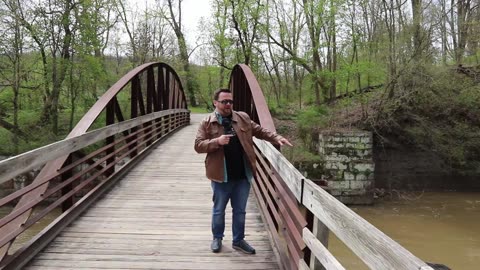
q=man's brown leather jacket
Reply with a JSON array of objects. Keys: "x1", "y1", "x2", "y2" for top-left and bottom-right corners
[{"x1": 194, "y1": 111, "x2": 282, "y2": 183}]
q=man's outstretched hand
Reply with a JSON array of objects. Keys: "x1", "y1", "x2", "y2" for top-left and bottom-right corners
[{"x1": 276, "y1": 137, "x2": 293, "y2": 146}]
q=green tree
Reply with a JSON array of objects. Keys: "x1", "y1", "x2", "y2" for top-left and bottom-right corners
[
  {"x1": 228, "y1": 0, "x2": 265, "y2": 66},
  {"x1": 160, "y1": 0, "x2": 198, "y2": 106},
  {"x1": 0, "y1": 0, "x2": 29, "y2": 153},
  {"x1": 210, "y1": 0, "x2": 233, "y2": 86}
]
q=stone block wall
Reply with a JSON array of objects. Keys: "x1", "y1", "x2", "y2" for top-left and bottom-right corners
[{"x1": 318, "y1": 130, "x2": 374, "y2": 204}]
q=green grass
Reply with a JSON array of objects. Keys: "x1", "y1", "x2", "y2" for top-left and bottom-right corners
[{"x1": 188, "y1": 106, "x2": 210, "y2": 113}]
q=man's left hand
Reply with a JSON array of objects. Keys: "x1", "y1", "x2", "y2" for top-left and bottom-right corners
[{"x1": 277, "y1": 137, "x2": 293, "y2": 146}]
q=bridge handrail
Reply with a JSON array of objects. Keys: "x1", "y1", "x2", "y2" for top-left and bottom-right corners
[
  {"x1": 0, "y1": 62, "x2": 189, "y2": 267},
  {"x1": 0, "y1": 109, "x2": 188, "y2": 186},
  {"x1": 254, "y1": 138, "x2": 434, "y2": 270},
  {"x1": 229, "y1": 63, "x2": 433, "y2": 270},
  {"x1": 0, "y1": 110, "x2": 189, "y2": 268}
]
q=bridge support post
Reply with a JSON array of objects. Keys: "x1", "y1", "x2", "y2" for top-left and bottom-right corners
[
  {"x1": 167, "y1": 114, "x2": 172, "y2": 133},
  {"x1": 61, "y1": 155, "x2": 74, "y2": 212},
  {"x1": 310, "y1": 216, "x2": 329, "y2": 270},
  {"x1": 305, "y1": 207, "x2": 330, "y2": 270},
  {"x1": 106, "y1": 100, "x2": 116, "y2": 176}
]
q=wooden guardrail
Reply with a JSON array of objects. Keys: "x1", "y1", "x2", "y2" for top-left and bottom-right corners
[
  {"x1": 0, "y1": 109, "x2": 188, "y2": 185},
  {"x1": 254, "y1": 138, "x2": 434, "y2": 270},
  {"x1": 0, "y1": 109, "x2": 189, "y2": 269},
  {"x1": 227, "y1": 63, "x2": 433, "y2": 270}
]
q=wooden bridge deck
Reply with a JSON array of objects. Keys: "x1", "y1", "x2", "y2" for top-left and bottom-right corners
[{"x1": 25, "y1": 114, "x2": 280, "y2": 270}]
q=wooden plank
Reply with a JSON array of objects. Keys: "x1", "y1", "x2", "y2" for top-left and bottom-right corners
[
  {"x1": 253, "y1": 139, "x2": 304, "y2": 202},
  {"x1": 66, "y1": 216, "x2": 262, "y2": 223},
  {"x1": 40, "y1": 248, "x2": 273, "y2": 257},
  {"x1": 65, "y1": 223, "x2": 266, "y2": 230},
  {"x1": 310, "y1": 216, "x2": 330, "y2": 270},
  {"x1": 25, "y1": 114, "x2": 281, "y2": 270},
  {"x1": 298, "y1": 259, "x2": 310, "y2": 270},
  {"x1": 49, "y1": 238, "x2": 272, "y2": 245},
  {"x1": 60, "y1": 227, "x2": 271, "y2": 236},
  {"x1": 302, "y1": 228, "x2": 345, "y2": 270},
  {"x1": 44, "y1": 242, "x2": 274, "y2": 252},
  {"x1": 36, "y1": 253, "x2": 278, "y2": 262},
  {"x1": 57, "y1": 232, "x2": 271, "y2": 241},
  {"x1": 27, "y1": 260, "x2": 279, "y2": 269}
]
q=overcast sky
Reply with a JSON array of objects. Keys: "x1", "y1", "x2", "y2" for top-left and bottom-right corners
[{"x1": 181, "y1": 0, "x2": 211, "y2": 42}]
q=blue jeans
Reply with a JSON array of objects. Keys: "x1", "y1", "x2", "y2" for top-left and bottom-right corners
[{"x1": 211, "y1": 179, "x2": 251, "y2": 243}]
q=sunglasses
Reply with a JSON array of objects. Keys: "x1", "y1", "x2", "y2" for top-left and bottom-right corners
[{"x1": 218, "y1": 99, "x2": 234, "y2": 105}]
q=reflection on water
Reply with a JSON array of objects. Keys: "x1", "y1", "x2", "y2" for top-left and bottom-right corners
[
  {"x1": 329, "y1": 192, "x2": 480, "y2": 270},
  {"x1": 0, "y1": 206, "x2": 61, "y2": 254}
]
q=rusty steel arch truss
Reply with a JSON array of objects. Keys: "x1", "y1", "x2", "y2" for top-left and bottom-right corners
[
  {"x1": 229, "y1": 64, "x2": 308, "y2": 270},
  {"x1": 229, "y1": 64, "x2": 276, "y2": 132}
]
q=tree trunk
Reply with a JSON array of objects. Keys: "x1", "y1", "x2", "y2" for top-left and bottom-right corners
[
  {"x1": 12, "y1": 6, "x2": 21, "y2": 154},
  {"x1": 383, "y1": 0, "x2": 397, "y2": 98},
  {"x1": 179, "y1": 36, "x2": 197, "y2": 106},
  {"x1": 212, "y1": 0, "x2": 229, "y2": 88},
  {"x1": 329, "y1": 0, "x2": 337, "y2": 100},
  {"x1": 303, "y1": 0, "x2": 324, "y2": 104},
  {"x1": 283, "y1": 60, "x2": 290, "y2": 100},
  {"x1": 450, "y1": 0, "x2": 459, "y2": 63},
  {"x1": 18, "y1": 7, "x2": 50, "y2": 124},
  {"x1": 68, "y1": 53, "x2": 78, "y2": 131},
  {"x1": 441, "y1": 0, "x2": 448, "y2": 65},
  {"x1": 412, "y1": 0, "x2": 421, "y2": 57},
  {"x1": 267, "y1": 39, "x2": 283, "y2": 104},
  {"x1": 39, "y1": 0, "x2": 74, "y2": 134},
  {"x1": 294, "y1": 65, "x2": 302, "y2": 109},
  {"x1": 166, "y1": 0, "x2": 197, "y2": 106},
  {"x1": 58, "y1": 3, "x2": 74, "y2": 133},
  {"x1": 117, "y1": 0, "x2": 138, "y2": 64},
  {"x1": 456, "y1": 0, "x2": 471, "y2": 64}
]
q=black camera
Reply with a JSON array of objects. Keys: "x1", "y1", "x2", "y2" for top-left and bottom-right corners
[{"x1": 222, "y1": 118, "x2": 236, "y2": 136}]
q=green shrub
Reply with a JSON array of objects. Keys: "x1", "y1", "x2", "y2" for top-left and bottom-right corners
[
  {"x1": 296, "y1": 106, "x2": 328, "y2": 152},
  {"x1": 189, "y1": 106, "x2": 209, "y2": 113}
]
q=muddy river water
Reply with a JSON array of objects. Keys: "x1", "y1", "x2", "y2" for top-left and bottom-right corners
[
  {"x1": 0, "y1": 206, "x2": 61, "y2": 253},
  {"x1": 329, "y1": 192, "x2": 480, "y2": 269}
]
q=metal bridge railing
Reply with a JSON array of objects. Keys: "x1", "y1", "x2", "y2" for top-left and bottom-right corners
[
  {"x1": 255, "y1": 139, "x2": 434, "y2": 270},
  {"x1": 230, "y1": 63, "x2": 434, "y2": 270},
  {"x1": 0, "y1": 62, "x2": 189, "y2": 269}
]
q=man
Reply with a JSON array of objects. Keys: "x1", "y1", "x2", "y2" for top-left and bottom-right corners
[{"x1": 194, "y1": 88, "x2": 292, "y2": 254}]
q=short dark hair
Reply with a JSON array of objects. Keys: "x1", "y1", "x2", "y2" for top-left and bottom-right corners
[{"x1": 213, "y1": 88, "x2": 231, "y2": 100}]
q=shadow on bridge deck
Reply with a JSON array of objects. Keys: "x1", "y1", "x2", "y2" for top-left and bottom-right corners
[{"x1": 25, "y1": 114, "x2": 280, "y2": 270}]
